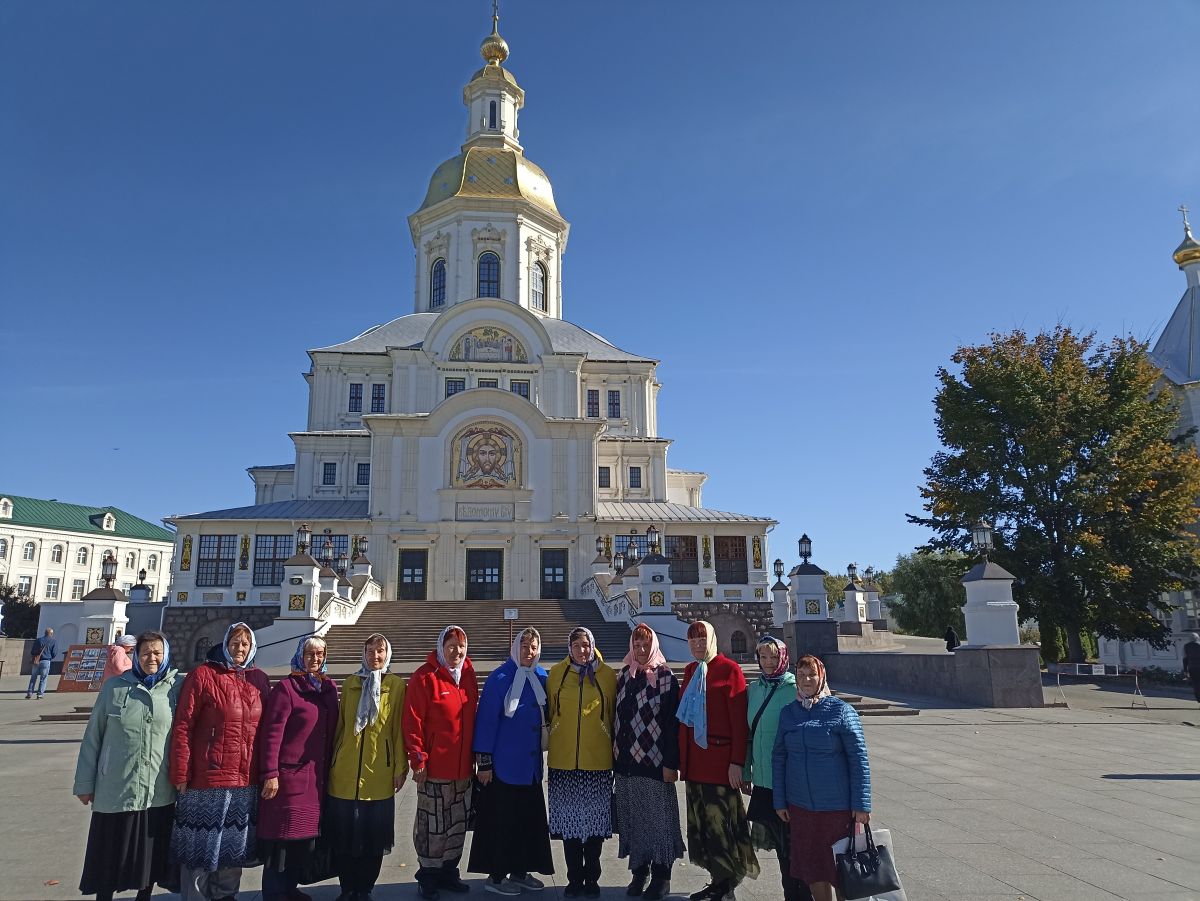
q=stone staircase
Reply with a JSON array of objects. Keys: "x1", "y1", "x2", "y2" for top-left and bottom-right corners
[{"x1": 321, "y1": 598, "x2": 635, "y2": 666}]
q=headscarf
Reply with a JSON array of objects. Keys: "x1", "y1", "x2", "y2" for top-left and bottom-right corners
[
  {"x1": 131, "y1": 636, "x2": 172, "y2": 689},
  {"x1": 220, "y1": 622, "x2": 257, "y2": 671},
  {"x1": 676, "y1": 621, "x2": 717, "y2": 749},
  {"x1": 567, "y1": 626, "x2": 599, "y2": 686},
  {"x1": 622, "y1": 623, "x2": 666, "y2": 677},
  {"x1": 436, "y1": 625, "x2": 468, "y2": 685},
  {"x1": 355, "y1": 633, "x2": 392, "y2": 735},
  {"x1": 116, "y1": 634, "x2": 137, "y2": 649},
  {"x1": 797, "y1": 655, "x2": 833, "y2": 709},
  {"x1": 290, "y1": 636, "x2": 328, "y2": 690},
  {"x1": 756, "y1": 635, "x2": 790, "y2": 682},
  {"x1": 504, "y1": 627, "x2": 547, "y2": 718}
]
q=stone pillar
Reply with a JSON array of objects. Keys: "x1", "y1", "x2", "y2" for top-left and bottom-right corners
[
  {"x1": 771, "y1": 579, "x2": 789, "y2": 627},
  {"x1": 842, "y1": 580, "x2": 867, "y2": 623},
  {"x1": 789, "y1": 563, "x2": 830, "y2": 620},
  {"x1": 698, "y1": 532, "x2": 717, "y2": 598},
  {"x1": 280, "y1": 552, "x2": 321, "y2": 619},
  {"x1": 960, "y1": 560, "x2": 1020, "y2": 646},
  {"x1": 638, "y1": 549, "x2": 673, "y2": 613}
]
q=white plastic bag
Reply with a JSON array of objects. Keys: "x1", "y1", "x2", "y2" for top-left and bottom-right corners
[{"x1": 830, "y1": 826, "x2": 907, "y2": 901}]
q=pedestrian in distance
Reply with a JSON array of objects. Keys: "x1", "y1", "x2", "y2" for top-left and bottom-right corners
[
  {"x1": 403, "y1": 625, "x2": 479, "y2": 900},
  {"x1": 26, "y1": 626, "x2": 57, "y2": 698},
  {"x1": 1183, "y1": 632, "x2": 1200, "y2": 705},
  {"x1": 169, "y1": 622, "x2": 272, "y2": 901},
  {"x1": 74, "y1": 630, "x2": 181, "y2": 901},
  {"x1": 612, "y1": 623, "x2": 684, "y2": 901},
  {"x1": 944, "y1": 625, "x2": 961, "y2": 652},
  {"x1": 101, "y1": 633, "x2": 137, "y2": 683}
]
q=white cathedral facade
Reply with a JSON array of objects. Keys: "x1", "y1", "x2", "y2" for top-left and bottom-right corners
[{"x1": 165, "y1": 18, "x2": 774, "y2": 615}]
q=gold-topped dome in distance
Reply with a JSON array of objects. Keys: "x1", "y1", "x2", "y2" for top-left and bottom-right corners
[
  {"x1": 480, "y1": 4, "x2": 509, "y2": 67},
  {"x1": 1175, "y1": 204, "x2": 1200, "y2": 267}
]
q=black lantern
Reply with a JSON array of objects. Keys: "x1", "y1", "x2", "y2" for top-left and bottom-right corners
[
  {"x1": 773, "y1": 558, "x2": 784, "y2": 580},
  {"x1": 296, "y1": 523, "x2": 312, "y2": 554},
  {"x1": 336, "y1": 550, "x2": 349, "y2": 574},
  {"x1": 798, "y1": 533, "x2": 812, "y2": 564},
  {"x1": 847, "y1": 562, "x2": 858, "y2": 581},
  {"x1": 138, "y1": 567, "x2": 147, "y2": 584},
  {"x1": 358, "y1": 536, "x2": 369, "y2": 558},
  {"x1": 101, "y1": 552, "x2": 118, "y2": 587},
  {"x1": 614, "y1": 550, "x2": 626, "y2": 573},
  {"x1": 626, "y1": 536, "x2": 638, "y2": 563},
  {"x1": 595, "y1": 536, "x2": 605, "y2": 555},
  {"x1": 864, "y1": 566, "x2": 875, "y2": 583},
  {"x1": 646, "y1": 525, "x2": 660, "y2": 554},
  {"x1": 972, "y1": 519, "x2": 994, "y2": 559},
  {"x1": 320, "y1": 530, "x2": 334, "y2": 568}
]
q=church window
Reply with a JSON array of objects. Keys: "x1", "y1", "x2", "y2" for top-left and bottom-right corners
[
  {"x1": 51, "y1": 544, "x2": 63, "y2": 563},
  {"x1": 148, "y1": 554, "x2": 158, "y2": 571},
  {"x1": 478, "y1": 252, "x2": 501, "y2": 298},
  {"x1": 586, "y1": 390, "x2": 600, "y2": 418},
  {"x1": 45, "y1": 577, "x2": 60, "y2": 600},
  {"x1": 629, "y1": 466, "x2": 642, "y2": 489},
  {"x1": 715, "y1": 536, "x2": 749, "y2": 584},
  {"x1": 510, "y1": 380, "x2": 530, "y2": 399},
  {"x1": 530, "y1": 262, "x2": 547, "y2": 312},
  {"x1": 125, "y1": 552, "x2": 136, "y2": 570},
  {"x1": 478, "y1": 378, "x2": 499, "y2": 389},
  {"x1": 349, "y1": 383, "x2": 363, "y2": 413},
  {"x1": 430, "y1": 258, "x2": 446, "y2": 308},
  {"x1": 0, "y1": 499, "x2": 10, "y2": 518},
  {"x1": 607, "y1": 390, "x2": 621, "y2": 419},
  {"x1": 76, "y1": 547, "x2": 89, "y2": 565},
  {"x1": 0, "y1": 538, "x2": 7, "y2": 559},
  {"x1": 665, "y1": 536, "x2": 699, "y2": 584},
  {"x1": 322, "y1": 463, "x2": 338, "y2": 485},
  {"x1": 253, "y1": 534, "x2": 294, "y2": 586},
  {"x1": 17, "y1": 575, "x2": 32, "y2": 596},
  {"x1": 371, "y1": 384, "x2": 387, "y2": 413},
  {"x1": 489, "y1": 100, "x2": 498, "y2": 130},
  {"x1": 598, "y1": 466, "x2": 611, "y2": 488},
  {"x1": 22, "y1": 541, "x2": 35, "y2": 561},
  {"x1": 196, "y1": 535, "x2": 237, "y2": 588},
  {"x1": 71, "y1": 579, "x2": 86, "y2": 600},
  {"x1": 730, "y1": 630, "x2": 748, "y2": 655},
  {"x1": 357, "y1": 463, "x2": 371, "y2": 486},
  {"x1": 446, "y1": 378, "x2": 466, "y2": 397}
]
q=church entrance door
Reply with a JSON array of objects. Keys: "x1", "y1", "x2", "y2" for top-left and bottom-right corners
[
  {"x1": 540, "y1": 548, "x2": 568, "y2": 600},
  {"x1": 466, "y1": 549, "x2": 503, "y2": 601},
  {"x1": 398, "y1": 549, "x2": 428, "y2": 601}
]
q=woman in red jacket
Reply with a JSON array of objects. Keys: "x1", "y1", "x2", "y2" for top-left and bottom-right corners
[
  {"x1": 169, "y1": 622, "x2": 271, "y2": 901},
  {"x1": 676, "y1": 621, "x2": 759, "y2": 901},
  {"x1": 402, "y1": 625, "x2": 479, "y2": 901}
]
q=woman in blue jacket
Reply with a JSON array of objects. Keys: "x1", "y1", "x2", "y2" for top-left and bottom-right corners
[
  {"x1": 468, "y1": 627, "x2": 554, "y2": 894},
  {"x1": 771, "y1": 655, "x2": 870, "y2": 901}
]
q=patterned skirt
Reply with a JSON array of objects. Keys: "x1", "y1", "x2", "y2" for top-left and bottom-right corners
[
  {"x1": 548, "y1": 769, "x2": 614, "y2": 841},
  {"x1": 685, "y1": 782, "x2": 760, "y2": 885},
  {"x1": 414, "y1": 778, "x2": 472, "y2": 866},
  {"x1": 613, "y1": 774, "x2": 685, "y2": 869},
  {"x1": 171, "y1": 786, "x2": 258, "y2": 871}
]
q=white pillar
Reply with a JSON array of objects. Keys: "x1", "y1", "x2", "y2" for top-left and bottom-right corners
[{"x1": 960, "y1": 560, "x2": 1021, "y2": 646}]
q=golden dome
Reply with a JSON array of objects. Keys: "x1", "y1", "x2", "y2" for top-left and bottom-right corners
[
  {"x1": 1175, "y1": 225, "x2": 1200, "y2": 267},
  {"x1": 480, "y1": 14, "x2": 509, "y2": 66},
  {"x1": 416, "y1": 146, "x2": 560, "y2": 218}
]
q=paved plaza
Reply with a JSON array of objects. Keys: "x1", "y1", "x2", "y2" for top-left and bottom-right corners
[{"x1": 1, "y1": 675, "x2": 1198, "y2": 901}]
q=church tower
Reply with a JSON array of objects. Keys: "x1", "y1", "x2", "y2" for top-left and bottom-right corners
[
  {"x1": 1149, "y1": 207, "x2": 1200, "y2": 438},
  {"x1": 407, "y1": 9, "x2": 570, "y2": 318}
]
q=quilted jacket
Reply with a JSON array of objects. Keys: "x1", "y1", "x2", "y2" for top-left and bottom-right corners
[
  {"x1": 169, "y1": 645, "x2": 271, "y2": 790},
  {"x1": 771, "y1": 696, "x2": 871, "y2": 813}
]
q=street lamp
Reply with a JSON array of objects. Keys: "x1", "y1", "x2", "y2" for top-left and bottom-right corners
[
  {"x1": 847, "y1": 562, "x2": 858, "y2": 582},
  {"x1": 595, "y1": 535, "x2": 605, "y2": 556},
  {"x1": 646, "y1": 525, "x2": 660, "y2": 555},
  {"x1": 864, "y1": 566, "x2": 875, "y2": 584},
  {"x1": 626, "y1": 536, "x2": 639, "y2": 563},
  {"x1": 101, "y1": 552, "x2": 117, "y2": 588},
  {"x1": 336, "y1": 550, "x2": 349, "y2": 575},
  {"x1": 296, "y1": 523, "x2": 312, "y2": 555},
  {"x1": 972, "y1": 519, "x2": 994, "y2": 560},
  {"x1": 320, "y1": 530, "x2": 334, "y2": 569},
  {"x1": 137, "y1": 568, "x2": 147, "y2": 584},
  {"x1": 798, "y1": 534, "x2": 812, "y2": 564},
  {"x1": 773, "y1": 558, "x2": 784, "y2": 581},
  {"x1": 613, "y1": 550, "x2": 626, "y2": 573}
]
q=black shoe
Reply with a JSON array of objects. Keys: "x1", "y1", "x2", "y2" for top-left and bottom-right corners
[
  {"x1": 583, "y1": 883, "x2": 600, "y2": 898},
  {"x1": 564, "y1": 883, "x2": 584, "y2": 898},
  {"x1": 439, "y1": 873, "x2": 471, "y2": 894},
  {"x1": 688, "y1": 886, "x2": 714, "y2": 901},
  {"x1": 627, "y1": 866, "x2": 649, "y2": 897},
  {"x1": 419, "y1": 882, "x2": 441, "y2": 900},
  {"x1": 643, "y1": 878, "x2": 669, "y2": 901}
]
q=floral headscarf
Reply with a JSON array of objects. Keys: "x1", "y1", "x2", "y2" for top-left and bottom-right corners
[
  {"x1": 622, "y1": 624, "x2": 666, "y2": 676},
  {"x1": 290, "y1": 636, "x2": 328, "y2": 690},
  {"x1": 756, "y1": 635, "x2": 790, "y2": 682}
]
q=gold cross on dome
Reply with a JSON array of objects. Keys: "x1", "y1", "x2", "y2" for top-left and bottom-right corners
[{"x1": 1180, "y1": 203, "x2": 1191, "y2": 230}]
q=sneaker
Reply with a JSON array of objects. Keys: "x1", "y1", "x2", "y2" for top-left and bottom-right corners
[
  {"x1": 24, "y1": 694, "x2": 31, "y2": 700},
  {"x1": 508, "y1": 875, "x2": 544, "y2": 892},
  {"x1": 37, "y1": 695, "x2": 44, "y2": 700},
  {"x1": 484, "y1": 879, "x2": 522, "y2": 897},
  {"x1": 438, "y1": 873, "x2": 471, "y2": 894}
]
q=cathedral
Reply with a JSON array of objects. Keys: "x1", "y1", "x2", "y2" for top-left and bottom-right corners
[{"x1": 164, "y1": 13, "x2": 775, "y2": 649}]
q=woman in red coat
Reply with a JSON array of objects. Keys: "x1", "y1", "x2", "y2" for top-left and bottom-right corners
[
  {"x1": 676, "y1": 621, "x2": 759, "y2": 901},
  {"x1": 169, "y1": 622, "x2": 271, "y2": 901},
  {"x1": 402, "y1": 625, "x2": 479, "y2": 901}
]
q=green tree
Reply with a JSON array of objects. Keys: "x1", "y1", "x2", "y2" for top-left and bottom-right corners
[
  {"x1": 0, "y1": 584, "x2": 39, "y2": 638},
  {"x1": 821, "y1": 567, "x2": 892, "y2": 615},
  {"x1": 908, "y1": 327, "x2": 1200, "y2": 662},
  {"x1": 887, "y1": 550, "x2": 969, "y2": 637}
]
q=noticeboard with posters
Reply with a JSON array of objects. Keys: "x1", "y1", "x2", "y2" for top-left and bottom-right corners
[{"x1": 57, "y1": 644, "x2": 109, "y2": 693}]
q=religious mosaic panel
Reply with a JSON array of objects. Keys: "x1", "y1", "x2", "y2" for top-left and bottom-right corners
[
  {"x1": 451, "y1": 420, "x2": 522, "y2": 489},
  {"x1": 449, "y1": 326, "x2": 528, "y2": 363}
]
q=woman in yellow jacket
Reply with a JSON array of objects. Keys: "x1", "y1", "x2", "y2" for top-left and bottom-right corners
[
  {"x1": 327, "y1": 633, "x2": 408, "y2": 901},
  {"x1": 547, "y1": 626, "x2": 617, "y2": 898}
]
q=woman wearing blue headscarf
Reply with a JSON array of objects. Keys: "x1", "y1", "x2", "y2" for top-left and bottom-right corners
[{"x1": 74, "y1": 630, "x2": 181, "y2": 901}]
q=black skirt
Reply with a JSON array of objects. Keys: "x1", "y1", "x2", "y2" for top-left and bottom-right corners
[
  {"x1": 467, "y1": 778, "x2": 554, "y2": 877},
  {"x1": 79, "y1": 804, "x2": 175, "y2": 894},
  {"x1": 324, "y1": 795, "x2": 395, "y2": 858}
]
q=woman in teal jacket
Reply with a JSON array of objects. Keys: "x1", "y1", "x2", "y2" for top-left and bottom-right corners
[
  {"x1": 742, "y1": 637, "x2": 810, "y2": 901},
  {"x1": 73, "y1": 631, "x2": 181, "y2": 901}
]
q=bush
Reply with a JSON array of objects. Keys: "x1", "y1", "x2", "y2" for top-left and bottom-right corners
[
  {"x1": 1138, "y1": 666, "x2": 1188, "y2": 686},
  {"x1": 0, "y1": 592, "x2": 39, "y2": 639}
]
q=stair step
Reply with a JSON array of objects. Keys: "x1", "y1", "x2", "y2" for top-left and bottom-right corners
[{"x1": 39, "y1": 712, "x2": 92, "y2": 723}]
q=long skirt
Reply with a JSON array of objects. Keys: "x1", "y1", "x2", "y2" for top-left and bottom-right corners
[
  {"x1": 746, "y1": 786, "x2": 785, "y2": 853},
  {"x1": 467, "y1": 778, "x2": 554, "y2": 877},
  {"x1": 685, "y1": 781, "x2": 760, "y2": 885},
  {"x1": 325, "y1": 795, "x2": 395, "y2": 858},
  {"x1": 787, "y1": 805, "x2": 850, "y2": 887},
  {"x1": 171, "y1": 786, "x2": 257, "y2": 871},
  {"x1": 614, "y1": 774, "x2": 685, "y2": 870},
  {"x1": 548, "y1": 768, "x2": 613, "y2": 841},
  {"x1": 80, "y1": 803, "x2": 176, "y2": 894},
  {"x1": 414, "y1": 778, "x2": 472, "y2": 867}
]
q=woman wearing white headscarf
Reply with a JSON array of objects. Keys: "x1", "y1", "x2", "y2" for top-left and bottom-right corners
[
  {"x1": 327, "y1": 633, "x2": 407, "y2": 901},
  {"x1": 101, "y1": 633, "x2": 137, "y2": 683},
  {"x1": 546, "y1": 626, "x2": 618, "y2": 898},
  {"x1": 468, "y1": 627, "x2": 554, "y2": 895},
  {"x1": 403, "y1": 626, "x2": 479, "y2": 900},
  {"x1": 612, "y1": 624, "x2": 684, "y2": 901}
]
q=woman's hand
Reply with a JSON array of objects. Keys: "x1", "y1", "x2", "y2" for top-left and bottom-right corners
[
  {"x1": 662, "y1": 767, "x2": 679, "y2": 783},
  {"x1": 175, "y1": 783, "x2": 187, "y2": 796},
  {"x1": 852, "y1": 810, "x2": 871, "y2": 825},
  {"x1": 76, "y1": 793, "x2": 93, "y2": 806},
  {"x1": 413, "y1": 768, "x2": 428, "y2": 786},
  {"x1": 260, "y1": 777, "x2": 279, "y2": 800},
  {"x1": 394, "y1": 773, "x2": 407, "y2": 792},
  {"x1": 727, "y1": 764, "x2": 744, "y2": 790},
  {"x1": 477, "y1": 770, "x2": 493, "y2": 786},
  {"x1": 776, "y1": 809, "x2": 789, "y2": 822}
]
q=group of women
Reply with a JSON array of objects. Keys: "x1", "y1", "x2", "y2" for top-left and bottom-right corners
[{"x1": 72, "y1": 619, "x2": 872, "y2": 901}]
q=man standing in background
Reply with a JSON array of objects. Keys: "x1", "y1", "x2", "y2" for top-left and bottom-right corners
[{"x1": 26, "y1": 627, "x2": 58, "y2": 699}]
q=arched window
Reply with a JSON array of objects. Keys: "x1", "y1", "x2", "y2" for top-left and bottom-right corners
[
  {"x1": 0, "y1": 499, "x2": 10, "y2": 518},
  {"x1": 478, "y1": 252, "x2": 501, "y2": 298},
  {"x1": 22, "y1": 541, "x2": 36, "y2": 561},
  {"x1": 430, "y1": 258, "x2": 446, "y2": 308},
  {"x1": 530, "y1": 261, "x2": 547, "y2": 312},
  {"x1": 194, "y1": 637, "x2": 212, "y2": 663},
  {"x1": 489, "y1": 100, "x2": 498, "y2": 130},
  {"x1": 125, "y1": 552, "x2": 136, "y2": 570},
  {"x1": 51, "y1": 544, "x2": 63, "y2": 563},
  {"x1": 148, "y1": 554, "x2": 158, "y2": 571},
  {"x1": 730, "y1": 630, "x2": 748, "y2": 655},
  {"x1": 0, "y1": 538, "x2": 7, "y2": 559},
  {"x1": 76, "y1": 547, "x2": 89, "y2": 566}
]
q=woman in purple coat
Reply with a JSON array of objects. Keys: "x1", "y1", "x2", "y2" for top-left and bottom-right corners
[{"x1": 257, "y1": 636, "x2": 340, "y2": 901}]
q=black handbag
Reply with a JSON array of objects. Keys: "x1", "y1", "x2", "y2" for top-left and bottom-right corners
[{"x1": 835, "y1": 821, "x2": 901, "y2": 900}]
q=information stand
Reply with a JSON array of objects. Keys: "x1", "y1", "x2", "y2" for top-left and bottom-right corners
[
  {"x1": 1053, "y1": 662, "x2": 1148, "y2": 709},
  {"x1": 57, "y1": 644, "x2": 109, "y2": 693}
]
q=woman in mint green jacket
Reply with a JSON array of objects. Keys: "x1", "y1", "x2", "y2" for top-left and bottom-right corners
[
  {"x1": 742, "y1": 637, "x2": 811, "y2": 901},
  {"x1": 73, "y1": 631, "x2": 181, "y2": 901}
]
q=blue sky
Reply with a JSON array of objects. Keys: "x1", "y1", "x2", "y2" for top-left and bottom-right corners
[{"x1": 2, "y1": 1, "x2": 1197, "y2": 577}]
